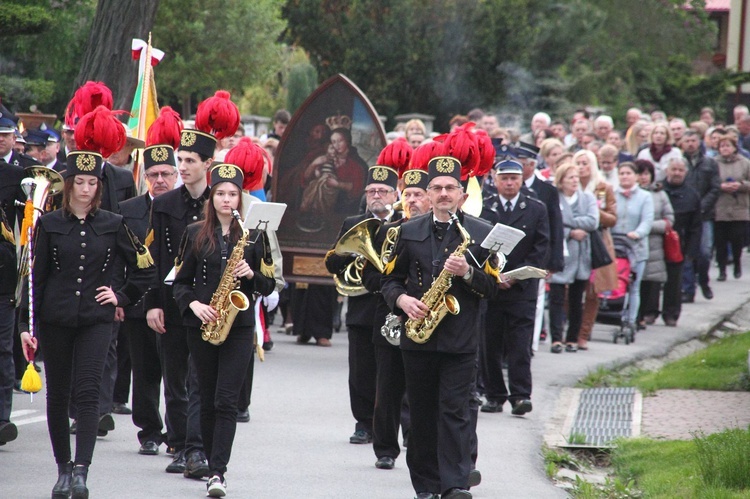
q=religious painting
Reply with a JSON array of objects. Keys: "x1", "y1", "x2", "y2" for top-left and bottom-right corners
[{"x1": 272, "y1": 74, "x2": 386, "y2": 283}]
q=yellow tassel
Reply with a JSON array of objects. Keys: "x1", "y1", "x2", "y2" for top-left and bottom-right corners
[
  {"x1": 21, "y1": 362, "x2": 42, "y2": 393},
  {"x1": 260, "y1": 259, "x2": 275, "y2": 279},
  {"x1": 20, "y1": 200, "x2": 34, "y2": 245},
  {"x1": 384, "y1": 255, "x2": 397, "y2": 275},
  {"x1": 136, "y1": 247, "x2": 154, "y2": 269},
  {"x1": 144, "y1": 229, "x2": 154, "y2": 248},
  {"x1": 173, "y1": 257, "x2": 183, "y2": 276},
  {"x1": 1, "y1": 221, "x2": 14, "y2": 244},
  {"x1": 484, "y1": 259, "x2": 500, "y2": 283},
  {"x1": 256, "y1": 345, "x2": 265, "y2": 362}
]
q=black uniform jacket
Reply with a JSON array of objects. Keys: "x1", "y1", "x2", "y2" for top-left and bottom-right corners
[
  {"x1": 480, "y1": 192, "x2": 550, "y2": 302},
  {"x1": 325, "y1": 211, "x2": 402, "y2": 328},
  {"x1": 172, "y1": 223, "x2": 276, "y2": 329},
  {"x1": 380, "y1": 212, "x2": 498, "y2": 354},
  {"x1": 0, "y1": 159, "x2": 26, "y2": 297},
  {"x1": 523, "y1": 175, "x2": 564, "y2": 272},
  {"x1": 118, "y1": 193, "x2": 152, "y2": 319},
  {"x1": 362, "y1": 217, "x2": 405, "y2": 347},
  {"x1": 31, "y1": 209, "x2": 155, "y2": 328},
  {"x1": 7, "y1": 151, "x2": 40, "y2": 169},
  {"x1": 143, "y1": 185, "x2": 209, "y2": 323},
  {"x1": 100, "y1": 162, "x2": 136, "y2": 213}
]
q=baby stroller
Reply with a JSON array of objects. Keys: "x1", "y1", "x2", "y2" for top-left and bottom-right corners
[{"x1": 596, "y1": 234, "x2": 638, "y2": 344}]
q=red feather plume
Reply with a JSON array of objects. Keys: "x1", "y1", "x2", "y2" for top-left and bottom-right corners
[
  {"x1": 475, "y1": 130, "x2": 495, "y2": 178},
  {"x1": 225, "y1": 137, "x2": 264, "y2": 191},
  {"x1": 195, "y1": 90, "x2": 240, "y2": 140},
  {"x1": 377, "y1": 138, "x2": 413, "y2": 177},
  {"x1": 74, "y1": 106, "x2": 127, "y2": 158},
  {"x1": 146, "y1": 106, "x2": 183, "y2": 148},
  {"x1": 441, "y1": 122, "x2": 480, "y2": 180},
  {"x1": 64, "y1": 81, "x2": 114, "y2": 129},
  {"x1": 409, "y1": 141, "x2": 444, "y2": 171}
]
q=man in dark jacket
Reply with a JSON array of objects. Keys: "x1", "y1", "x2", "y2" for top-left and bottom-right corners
[
  {"x1": 662, "y1": 158, "x2": 702, "y2": 325},
  {"x1": 680, "y1": 130, "x2": 720, "y2": 302}
]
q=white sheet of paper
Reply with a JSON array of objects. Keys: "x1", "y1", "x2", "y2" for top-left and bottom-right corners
[
  {"x1": 480, "y1": 223, "x2": 527, "y2": 255},
  {"x1": 503, "y1": 266, "x2": 547, "y2": 281},
  {"x1": 243, "y1": 202, "x2": 287, "y2": 232},
  {"x1": 164, "y1": 265, "x2": 176, "y2": 285}
]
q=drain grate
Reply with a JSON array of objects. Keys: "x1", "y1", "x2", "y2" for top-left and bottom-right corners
[{"x1": 566, "y1": 387, "x2": 637, "y2": 447}]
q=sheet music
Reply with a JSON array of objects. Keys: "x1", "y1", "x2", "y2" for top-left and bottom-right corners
[
  {"x1": 243, "y1": 202, "x2": 287, "y2": 232},
  {"x1": 480, "y1": 223, "x2": 526, "y2": 256},
  {"x1": 503, "y1": 266, "x2": 547, "y2": 281}
]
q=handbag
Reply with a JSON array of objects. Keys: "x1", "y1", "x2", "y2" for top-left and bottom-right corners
[
  {"x1": 664, "y1": 229, "x2": 684, "y2": 263},
  {"x1": 590, "y1": 229, "x2": 614, "y2": 269}
]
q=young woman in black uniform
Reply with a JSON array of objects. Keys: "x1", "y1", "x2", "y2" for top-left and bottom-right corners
[
  {"x1": 19, "y1": 106, "x2": 155, "y2": 499},
  {"x1": 173, "y1": 163, "x2": 275, "y2": 497}
]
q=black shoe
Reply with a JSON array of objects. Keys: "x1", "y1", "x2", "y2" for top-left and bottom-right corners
[
  {"x1": 718, "y1": 271, "x2": 727, "y2": 282},
  {"x1": 700, "y1": 284, "x2": 714, "y2": 300},
  {"x1": 735, "y1": 268, "x2": 742, "y2": 279},
  {"x1": 165, "y1": 449, "x2": 186, "y2": 473},
  {"x1": 349, "y1": 429, "x2": 372, "y2": 444},
  {"x1": 138, "y1": 440, "x2": 160, "y2": 455},
  {"x1": 184, "y1": 450, "x2": 209, "y2": 479},
  {"x1": 112, "y1": 402, "x2": 132, "y2": 415},
  {"x1": 51, "y1": 462, "x2": 73, "y2": 499},
  {"x1": 511, "y1": 399, "x2": 533, "y2": 416},
  {"x1": 262, "y1": 340, "x2": 274, "y2": 351},
  {"x1": 480, "y1": 400, "x2": 503, "y2": 413},
  {"x1": 206, "y1": 473, "x2": 227, "y2": 497},
  {"x1": 468, "y1": 469, "x2": 482, "y2": 488},
  {"x1": 97, "y1": 414, "x2": 114, "y2": 437},
  {"x1": 69, "y1": 420, "x2": 77, "y2": 435},
  {"x1": 13, "y1": 380, "x2": 27, "y2": 394},
  {"x1": 166, "y1": 445, "x2": 176, "y2": 456},
  {"x1": 550, "y1": 343, "x2": 563, "y2": 354},
  {"x1": 70, "y1": 465, "x2": 88, "y2": 499},
  {"x1": 442, "y1": 488, "x2": 472, "y2": 498},
  {"x1": 681, "y1": 293, "x2": 695, "y2": 303},
  {"x1": 0, "y1": 421, "x2": 18, "y2": 444},
  {"x1": 415, "y1": 494, "x2": 439, "y2": 499},
  {"x1": 375, "y1": 456, "x2": 395, "y2": 469},
  {"x1": 565, "y1": 344, "x2": 578, "y2": 353},
  {"x1": 237, "y1": 409, "x2": 250, "y2": 423}
]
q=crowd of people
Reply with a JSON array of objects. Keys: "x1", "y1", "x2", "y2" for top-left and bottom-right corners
[{"x1": 2, "y1": 81, "x2": 750, "y2": 499}]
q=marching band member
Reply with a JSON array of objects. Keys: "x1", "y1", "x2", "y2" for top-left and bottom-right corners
[
  {"x1": 19, "y1": 106, "x2": 155, "y2": 499},
  {"x1": 173, "y1": 163, "x2": 276, "y2": 498}
]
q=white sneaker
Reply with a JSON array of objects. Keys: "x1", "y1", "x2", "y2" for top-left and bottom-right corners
[{"x1": 206, "y1": 474, "x2": 227, "y2": 497}]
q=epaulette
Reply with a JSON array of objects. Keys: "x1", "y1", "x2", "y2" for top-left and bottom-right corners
[{"x1": 259, "y1": 231, "x2": 275, "y2": 279}]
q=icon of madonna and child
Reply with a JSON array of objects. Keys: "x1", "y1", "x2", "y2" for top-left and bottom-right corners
[{"x1": 281, "y1": 112, "x2": 377, "y2": 233}]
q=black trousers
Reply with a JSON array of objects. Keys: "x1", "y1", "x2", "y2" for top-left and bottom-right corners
[
  {"x1": 373, "y1": 343, "x2": 407, "y2": 459},
  {"x1": 291, "y1": 284, "x2": 335, "y2": 340},
  {"x1": 639, "y1": 280, "x2": 663, "y2": 320},
  {"x1": 715, "y1": 220, "x2": 747, "y2": 272},
  {"x1": 39, "y1": 322, "x2": 111, "y2": 466},
  {"x1": 662, "y1": 262, "x2": 683, "y2": 321},
  {"x1": 482, "y1": 299, "x2": 535, "y2": 404},
  {"x1": 157, "y1": 321, "x2": 202, "y2": 454},
  {"x1": 69, "y1": 323, "x2": 117, "y2": 420},
  {"x1": 549, "y1": 280, "x2": 587, "y2": 344},
  {"x1": 186, "y1": 326, "x2": 252, "y2": 475},
  {"x1": 0, "y1": 296, "x2": 15, "y2": 423},
  {"x1": 237, "y1": 353, "x2": 255, "y2": 413},
  {"x1": 122, "y1": 318, "x2": 163, "y2": 444},
  {"x1": 402, "y1": 350, "x2": 475, "y2": 495},
  {"x1": 113, "y1": 323, "x2": 132, "y2": 405},
  {"x1": 347, "y1": 324, "x2": 376, "y2": 433}
]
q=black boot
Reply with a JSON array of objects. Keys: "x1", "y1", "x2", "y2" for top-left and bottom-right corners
[
  {"x1": 51, "y1": 462, "x2": 73, "y2": 499},
  {"x1": 71, "y1": 465, "x2": 89, "y2": 499}
]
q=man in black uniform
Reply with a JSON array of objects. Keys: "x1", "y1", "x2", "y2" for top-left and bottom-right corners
[
  {"x1": 381, "y1": 156, "x2": 499, "y2": 499},
  {"x1": 119, "y1": 144, "x2": 179, "y2": 455},
  {"x1": 0, "y1": 111, "x2": 28, "y2": 446},
  {"x1": 362, "y1": 167, "x2": 431, "y2": 470},
  {"x1": 325, "y1": 165, "x2": 400, "y2": 444},
  {"x1": 24, "y1": 128, "x2": 65, "y2": 173},
  {"x1": 479, "y1": 159, "x2": 549, "y2": 415},
  {"x1": 145, "y1": 128, "x2": 215, "y2": 478}
]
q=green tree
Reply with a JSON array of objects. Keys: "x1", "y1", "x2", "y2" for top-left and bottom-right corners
[
  {"x1": 286, "y1": 62, "x2": 318, "y2": 114},
  {"x1": 153, "y1": 0, "x2": 286, "y2": 117}
]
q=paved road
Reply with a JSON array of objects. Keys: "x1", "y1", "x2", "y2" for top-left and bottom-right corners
[{"x1": 3, "y1": 259, "x2": 749, "y2": 498}]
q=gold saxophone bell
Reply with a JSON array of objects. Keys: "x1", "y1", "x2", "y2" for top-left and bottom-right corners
[{"x1": 332, "y1": 218, "x2": 384, "y2": 296}]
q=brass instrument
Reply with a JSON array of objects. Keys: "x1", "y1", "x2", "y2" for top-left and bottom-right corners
[
  {"x1": 405, "y1": 212, "x2": 471, "y2": 344},
  {"x1": 15, "y1": 166, "x2": 64, "y2": 302},
  {"x1": 379, "y1": 225, "x2": 402, "y2": 345},
  {"x1": 332, "y1": 218, "x2": 383, "y2": 296},
  {"x1": 201, "y1": 210, "x2": 251, "y2": 346}
]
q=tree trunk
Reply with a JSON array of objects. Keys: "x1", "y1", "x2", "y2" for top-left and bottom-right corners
[{"x1": 75, "y1": 0, "x2": 160, "y2": 111}]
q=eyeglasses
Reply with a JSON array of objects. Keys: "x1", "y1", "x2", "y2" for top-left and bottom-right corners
[
  {"x1": 145, "y1": 171, "x2": 177, "y2": 180},
  {"x1": 427, "y1": 185, "x2": 461, "y2": 193},
  {"x1": 365, "y1": 188, "x2": 394, "y2": 197}
]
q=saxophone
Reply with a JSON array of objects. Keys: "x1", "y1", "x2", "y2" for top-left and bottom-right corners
[
  {"x1": 201, "y1": 210, "x2": 252, "y2": 346},
  {"x1": 405, "y1": 212, "x2": 471, "y2": 344}
]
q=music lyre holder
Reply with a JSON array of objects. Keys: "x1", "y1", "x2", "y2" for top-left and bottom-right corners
[{"x1": 242, "y1": 202, "x2": 287, "y2": 243}]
